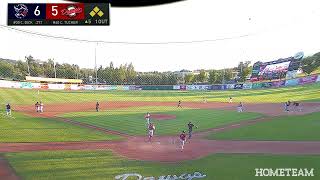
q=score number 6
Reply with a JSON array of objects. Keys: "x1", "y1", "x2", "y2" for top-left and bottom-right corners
[{"x1": 34, "y1": 6, "x2": 41, "y2": 16}]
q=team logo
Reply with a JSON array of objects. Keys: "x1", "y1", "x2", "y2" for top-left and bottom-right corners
[
  {"x1": 61, "y1": 5, "x2": 82, "y2": 17},
  {"x1": 14, "y1": 4, "x2": 28, "y2": 19}
]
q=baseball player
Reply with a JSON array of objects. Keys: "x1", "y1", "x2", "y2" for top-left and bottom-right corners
[
  {"x1": 40, "y1": 102, "x2": 44, "y2": 113},
  {"x1": 237, "y1": 102, "x2": 243, "y2": 112},
  {"x1": 187, "y1": 121, "x2": 198, "y2": 139},
  {"x1": 293, "y1": 102, "x2": 302, "y2": 112},
  {"x1": 148, "y1": 123, "x2": 156, "y2": 142},
  {"x1": 229, "y1": 97, "x2": 233, "y2": 103},
  {"x1": 179, "y1": 131, "x2": 187, "y2": 151},
  {"x1": 96, "y1": 102, "x2": 100, "y2": 112},
  {"x1": 145, "y1": 112, "x2": 151, "y2": 126},
  {"x1": 177, "y1": 100, "x2": 182, "y2": 108},
  {"x1": 6, "y1": 103, "x2": 11, "y2": 116},
  {"x1": 35, "y1": 102, "x2": 39, "y2": 112},
  {"x1": 284, "y1": 102, "x2": 289, "y2": 112}
]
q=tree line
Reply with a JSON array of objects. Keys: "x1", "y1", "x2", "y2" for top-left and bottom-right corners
[{"x1": 0, "y1": 53, "x2": 319, "y2": 85}]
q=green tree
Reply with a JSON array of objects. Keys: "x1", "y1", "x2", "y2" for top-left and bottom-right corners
[{"x1": 301, "y1": 56, "x2": 318, "y2": 75}]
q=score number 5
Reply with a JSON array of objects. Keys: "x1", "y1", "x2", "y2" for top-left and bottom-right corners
[{"x1": 51, "y1": 6, "x2": 58, "y2": 16}]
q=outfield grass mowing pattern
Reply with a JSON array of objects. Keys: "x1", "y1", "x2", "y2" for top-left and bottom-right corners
[
  {"x1": 61, "y1": 106, "x2": 263, "y2": 136},
  {"x1": 208, "y1": 112, "x2": 320, "y2": 141},
  {"x1": 5, "y1": 150, "x2": 320, "y2": 180},
  {"x1": 0, "y1": 82, "x2": 319, "y2": 105},
  {"x1": 0, "y1": 112, "x2": 121, "y2": 142}
]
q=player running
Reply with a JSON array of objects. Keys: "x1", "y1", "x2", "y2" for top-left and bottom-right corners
[
  {"x1": 6, "y1": 103, "x2": 11, "y2": 116},
  {"x1": 177, "y1": 100, "x2": 182, "y2": 108},
  {"x1": 96, "y1": 101, "x2": 100, "y2": 112},
  {"x1": 148, "y1": 123, "x2": 156, "y2": 142},
  {"x1": 229, "y1": 97, "x2": 233, "y2": 103},
  {"x1": 187, "y1": 121, "x2": 198, "y2": 140},
  {"x1": 179, "y1": 131, "x2": 187, "y2": 152}
]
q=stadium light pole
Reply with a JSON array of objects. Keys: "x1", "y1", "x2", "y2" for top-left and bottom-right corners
[
  {"x1": 95, "y1": 42, "x2": 98, "y2": 84},
  {"x1": 25, "y1": 56, "x2": 31, "y2": 76},
  {"x1": 53, "y1": 59, "x2": 57, "y2": 78}
]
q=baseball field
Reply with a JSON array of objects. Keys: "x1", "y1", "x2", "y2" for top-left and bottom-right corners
[{"x1": 1, "y1": 83, "x2": 320, "y2": 180}]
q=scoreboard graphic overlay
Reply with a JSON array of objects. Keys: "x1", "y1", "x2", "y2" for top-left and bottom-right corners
[{"x1": 8, "y1": 3, "x2": 110, "y2": 26}]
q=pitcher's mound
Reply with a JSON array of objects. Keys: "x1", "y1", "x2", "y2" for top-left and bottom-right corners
[{"x1": 151, "y1": 114, "x2": 176, "y2": 120}]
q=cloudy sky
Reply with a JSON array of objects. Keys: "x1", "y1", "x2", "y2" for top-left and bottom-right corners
[{"x1": 0, "y1": 0, "x2": 320, "y2": 72}]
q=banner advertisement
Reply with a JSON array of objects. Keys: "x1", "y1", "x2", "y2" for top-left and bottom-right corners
[
  {"x1": 32, "y1": 83, "x2": 41, "y2": 89},
  {"x1": 84, "y1": 85, "x2": 95, "y2": 90},
  {"x1": 226, "y1": 84, "x2": 234, "y2": 89},
  {"x1": 173, "y1": 85, "x2": 181, "y2": 90},
  {"x1": 129, "y1": 86, "x2": 137, "y2": 90},
  {"x1": 123, "y1": 86, "x2": 130, "y2": 91},
  {"x1": 298, "y1": 75, "x2": 318, "y2": 85},
  {"x1": 252, "y1": 83, "x2": 262, "y2": 89},
  {"x1": 135, "y1": 86, "x2": 142, "y2": 90},
  {"x1": 234, "y1": 84, "x2": 243, "y2": 89},
  {"x1": 40, "y1": 83, "x2": 49, "y2": 89},
  {"x1": 64, "y1": 84, "x2": 71, "y2": 90},
  {"x1": 180, "y1": 85, "x2": 186, "y2": 90},
  {"x1": 317, "y1": 75, "x2": 320, "y2": 82},
  {"x1": 70, "y1": 84, "x2": 81, "y2": 90},
  {"x1": 48, "y1": 84, "x2": 65, "y2": 90},
  {"x1": 272, "y1": 80, "x2": 285, "y2": 88},
  {"x1": 20, "y1": 82, "x2": 33, "y2": 89},
  {"x1": 211, "y1": 85, "x2": 223, "y2": 90},
  {"x1": 285, "y1": 79, "x2": 299, "y2": 86},
  {"x1": 0, "y1": 80, "x2": 19, "y2": 88},
  {"x1": 242, "y1": 83, "x2": 252, "y2": 89},
  {"x1": 261, "y1": 82, "x2": 273, "y2": 88}
]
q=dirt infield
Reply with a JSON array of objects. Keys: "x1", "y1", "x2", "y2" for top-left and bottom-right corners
[
  {"x1": 1, "y1": 101, "x2": 320, "y2": 177},
  {"x1": 0, "y1": 156, "x2": 20, "y2": 180}
]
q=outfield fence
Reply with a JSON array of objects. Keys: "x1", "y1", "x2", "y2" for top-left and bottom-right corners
[{"x1": 0, "y1": 74, "x2": 319, "y2": 91}]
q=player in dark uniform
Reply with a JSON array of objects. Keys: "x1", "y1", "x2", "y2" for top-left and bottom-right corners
[
  {"x1": 6, "y1": 103, "x2": 11, "y2": 116},
  {"x1": 96, "y1": 101, "x2": 100, "y2": 112},
  {"x1": 177, "y1": 100, "x2": 182, "y2": 108},
  {"x1": 187, "y1": 121, "x2": 198, "y2": 139}
]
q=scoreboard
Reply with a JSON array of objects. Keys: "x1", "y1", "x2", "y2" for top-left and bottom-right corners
[{"x1": 7, "y1": 3, "x2": 110, "y2": 26}]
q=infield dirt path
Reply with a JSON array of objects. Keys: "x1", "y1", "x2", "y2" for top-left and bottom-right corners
[{"x1": 0, "y1": 101, "x2": 319, "y2": 179}]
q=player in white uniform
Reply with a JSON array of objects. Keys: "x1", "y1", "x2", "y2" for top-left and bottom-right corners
[{"x1": 148, "y1": 123, "x2": 155, "y2": 142}]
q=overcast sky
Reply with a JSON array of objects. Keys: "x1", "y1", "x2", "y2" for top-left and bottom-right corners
[{"x1": 1, "y1": 0, "x2": 320, "y2": 72}]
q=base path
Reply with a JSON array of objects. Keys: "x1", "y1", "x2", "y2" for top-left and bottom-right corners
[
  {"x1": 0, "y1": 156, "x2": 20, "y2": 180},
  {"x1": 0, "y1": 101, "x2": 319, "y2": 163}
]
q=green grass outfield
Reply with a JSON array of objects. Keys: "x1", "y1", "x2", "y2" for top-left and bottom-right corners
[
  {"x1": 61, "y1": 106, "x2": 262, "y2": 135},
  {"x1": 0, "y1": 82, "x2": 319, "y2": 105},
  {"x1": 208, "y1": 112, "x2": 320, "y2": 141},
  {"x1": 5, "y1": 150, "x2": 320, "y2": 180},
  {"x1": 0, "y1": 112, "x2": 121, "y2": 142}
]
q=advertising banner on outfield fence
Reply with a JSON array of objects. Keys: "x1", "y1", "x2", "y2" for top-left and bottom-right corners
[
  {"x1": 123, "y1": 86, "x2": 130, "y2": 91},
  {"x1": 40, "y1": 83, "x2": 49, "y2": 90},
  {"x1": 261, "y1": 82, "x2": 273, "y2": 88},
  {"x1": 173, "y1": 85, "x2": 180, "y2": 90},
  {"x1": 180, "y1": 85, "x2": 186, "y2": 90},
  {"x1": 32, "y1": 83, "x2": 41, "y2": 89},
  {"x1": 317, "y1": 75, "x2": 320, "y2": 82},
  {"x1": 20, "y1": 82, "x2": 33, "y2": 89},
  {"x1": 226, "y1": 84, "x2": 234, "y2": 89},
  {"x1": 48, "y1": 84, "x2": 65, "y2": 90},
  {"x1": 64, "y1": 84, "x2": 71, "y2": 90},
  {"x1": 242, "y1": 83, "x2": 252, "y2": 89},
  {"x1": 272, "y1": 80, "x2": 285, "y2": 88},
  {"x1": 285, "y1": 79, "x2": 299, "y2": 86},
  {"x1": 135, "y1": 86, "x2": 142, "y2": 90},
  {"x1": 252, "y1": 83, "x2": 262, "y2": 89},
  {"x1": 234, "y1": 84, "x2": 243, "y2": 89},
  {"x1": 84, "y1": 85, "x2": 95, "y2": 90},
  {"x1": 298, "y1": 75, "x2": 318, "y2": 85},
  {"x1": 286, "y1": 70, "x2": 298, "y2": 79},
  {"x1": 211, "y1": 85, "x2": 223, "y2": 90},
  {"x1": 0, "y1": 80, "x2": 16, "y2": 88},
  {"x1": 70, "y1": 84, "x2": 81, "y2": 90}
]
